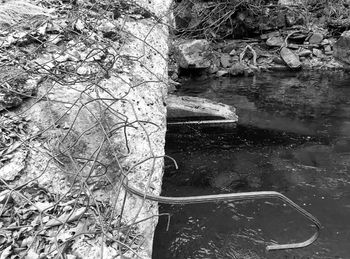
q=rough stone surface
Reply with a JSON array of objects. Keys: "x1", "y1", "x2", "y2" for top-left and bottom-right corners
[
  {"x1": 333, "y1": 30, "x2": 350, "y2": 64},
  {"x1": 287, "y1": 44, "x2": 298, "y2": 50},
  {"x1": 167, "y1": 95, "x2": 238, "y2": 121},
  {"x1": 280, "y1": 47, "x2": 301, "y2": 69},
  {"x1": 313, "y1": 48, "x2": 323, "y2": 58},
  {"x1": 278, "y1": 0, "x2": 302, "y2": 5},
  {"x1": 266, "y1": 36, "x2": 284, "y2": 47},
  {"x1": 308, "y1": 33, "x2": 324, "y2": 44},
  {"x1": 324, "y1": 45, "x2": 332, "y2": 53},
  {"x1": 229, "y1": 62, "x2": 245, "y2": 76},
  {"x1": 174, "y1": 39, "x2": 211, "y2": 68},
  {"x1": 229, "y1": 49, "x2": 236, "y2": 56},
  {"x1": 12, "y1": 1, "x2": 172, "y2": 258},
  {"x1": 0, "y1": 149, "x2": 27, "y2": 181},
  {"x1": 216, "y1": 70, "x2": 229, "y2": 77},
  {"x1": 220, "y1": 53, "x2": 231, "y2": 68},
  {"x1": 298, "y1": 49, "x2": 312, "y2": 57}
]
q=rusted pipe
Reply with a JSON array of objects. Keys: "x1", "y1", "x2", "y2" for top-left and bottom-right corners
[{"x1": 123, "y1": 180, "x2": 321, "y2": 251}]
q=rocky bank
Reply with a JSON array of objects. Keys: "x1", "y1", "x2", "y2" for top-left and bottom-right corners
[{"x1": 169, "y1": 0, "x2": 350, "y2": 83}]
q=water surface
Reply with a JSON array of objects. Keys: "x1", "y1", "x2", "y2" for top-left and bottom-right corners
[{"x1": 153, "y1": 72, "x2": 350, "y2": 259}]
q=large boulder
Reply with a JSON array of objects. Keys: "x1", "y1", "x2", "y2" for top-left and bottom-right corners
[
  {"x1": 333, "y1": 30, "x2": 350, "y2": 64},
  {"x1": 173, "y1": 39, "x2": 211, "y2": 69}
]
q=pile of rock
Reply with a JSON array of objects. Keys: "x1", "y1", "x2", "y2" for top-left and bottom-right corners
[{"x1": 171, "y1": 29, "x2": 347, "y2": 80}]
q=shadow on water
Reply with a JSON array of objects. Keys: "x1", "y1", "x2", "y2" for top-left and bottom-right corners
[{"x1": 153, "y1": 72, "x2": 350, "y2": 259}]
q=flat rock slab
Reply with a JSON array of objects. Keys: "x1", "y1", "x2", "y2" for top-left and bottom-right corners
[{"x1": 167, "y1": 94, "x2": 238, "y2": 121}]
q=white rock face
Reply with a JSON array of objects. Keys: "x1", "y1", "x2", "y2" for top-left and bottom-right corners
[
  {"x1": 174, "y1": 39, "x2": 211, "y2": 68},
  {"x1": 10, "y1": 0, "x2": 172, "y2": 258}
]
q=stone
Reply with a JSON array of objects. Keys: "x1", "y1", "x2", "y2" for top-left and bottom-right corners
[
  {"x1": 288, "y1": 43, "x2": 299, "y2": 50},
  {"x1": 244, "y1": 67, "x2": 254, "y2": 77},
  {"x1": 331, "y1": 31, "x2": 350, "y2": 62},
  {"x1": 280, "y1": 47, "x2": 301, "y2": 69},
  {"x1": 216, "y1": 70, "x2": 229, "y2": 77},
  {"x1": 228, "y1": 63, "x2": 245, "y2": 76},
  {"x1": 328, "y1": 37, "x2": 337, "y2": 46},
  {"x1": 0, "y1": 150, "x2": 27, "y2": 181},
  {"x1": 261, "y1": 31, "x2": 280, "y2": 40},
  {"x1": 298, "y1": 49, "x2": 312, "y2": 57},
  {"x1": 229, "y1": 49, "x2": 236, "y2": 56},
  {"x1": 220, "y1": 53, "x2": 231, "y2": 68},
  {"x1": 288, "y1": 31, "x2": 308, "y2": 41},
  {"x1": 249, "y1": 64, "x2": 259, "y2": 72},
  {"x1": 208, "y1": 64, "x2": 219, "y2": 74},
  {"x1": 278, "y1": 0, "x2": 302, "y2": 5},
  {"x1": 312, "y1": 48, "x2": 323, "y2": 58},
  {"x1": 268, "y1": 63, "x2": 288, "y2": 71},
  {"x1": 266, "y1": 36, "x2": 284, "y2": 47},
  {"x1": 321, "y1": 39, "x2": 330, "y2": 45},
  {"x1": 324, "y1": 45, "x2": 332, "y2": 53},
  {"x1": 11, "y1": 1, "x2": 173, "y2": 259},
  {"x1": 167, "y1": 95, "x2": 238, "y2": 121},
  {"x1": 231, "y1": 55, "x2": 239, "y2": 62},
  {"x1": 273, "y1": 56, "x2": 285, "y2": 64},
  {"x1": 174, "y1": 39, "x2": 211, "y2": 68},
  {"x1": 308, "y1": 32, "x2": 324, "y2": 44}
]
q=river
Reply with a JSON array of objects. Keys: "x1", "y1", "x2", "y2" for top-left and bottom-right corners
[{"x1": 153, "y1": 71, "x2": 350, "y2": 259}]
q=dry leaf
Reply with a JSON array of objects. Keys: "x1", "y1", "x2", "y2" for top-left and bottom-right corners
[
  {"x1": 45, "y1": 207, "x2": 86, "y2": 228},
  {"x1": 30, "y1": 202, "x2": 54, "y2": 212}
]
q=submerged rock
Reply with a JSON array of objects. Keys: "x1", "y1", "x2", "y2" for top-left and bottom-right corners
[
  {"x1": 167, "y1": 94, "x2": 238, "y2": 121},
  {"x1": 333, "y1": 30, "x2": 350, "y2": 64},
  {"x1": 173, "y1": 39, "x2": 211, "y2": 69}
]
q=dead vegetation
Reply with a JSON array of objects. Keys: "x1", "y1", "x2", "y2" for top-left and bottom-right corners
[{"x1": 173, "y1": 0, "x2": 350, "y2": 40}]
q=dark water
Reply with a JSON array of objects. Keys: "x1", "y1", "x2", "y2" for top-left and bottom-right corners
[{"x1": 153, "y1": 72, "x2": 350, "y2": 259}]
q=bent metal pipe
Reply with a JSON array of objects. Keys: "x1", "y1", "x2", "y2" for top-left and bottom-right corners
[{"x1": 122, "y1": 180, "x2": 321, "y2": 251}]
